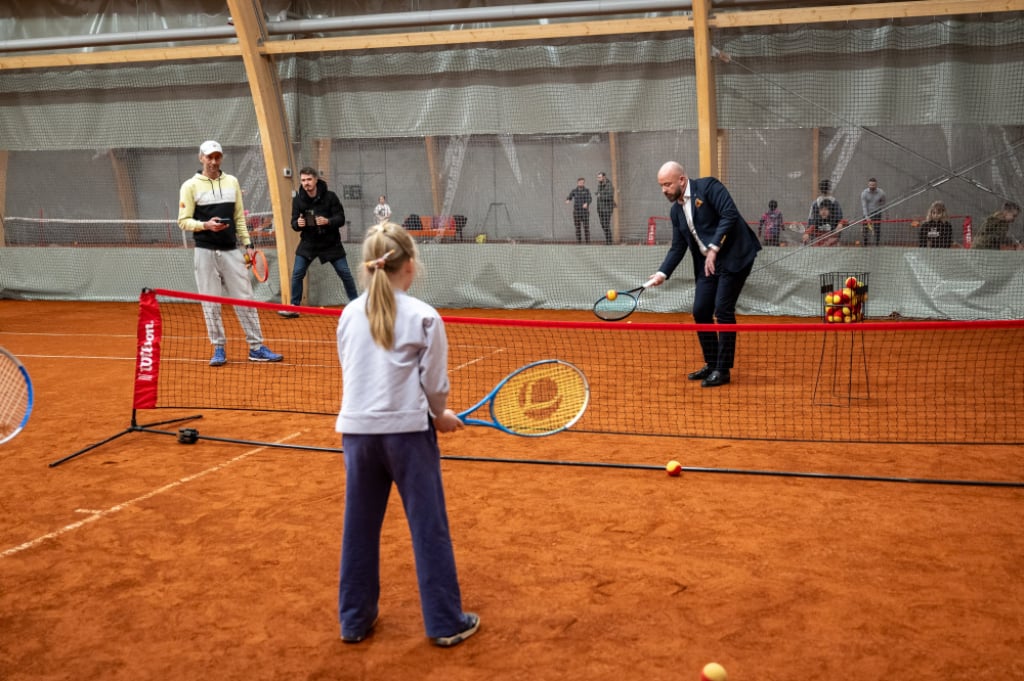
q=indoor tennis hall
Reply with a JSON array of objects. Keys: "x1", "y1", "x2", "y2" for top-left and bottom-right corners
[{"x1": 2, "y1": 2, "x2": 1023, "y2": 680}]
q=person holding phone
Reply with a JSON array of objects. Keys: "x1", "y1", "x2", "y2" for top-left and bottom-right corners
[
  {"x1": 279, "y1": 167, "x2": 359, "y2": 317},
  {"x1": 177, "y1": 140, "x2": 283, "y2": 366}
]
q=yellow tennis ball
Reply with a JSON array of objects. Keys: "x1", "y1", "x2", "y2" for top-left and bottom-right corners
[
  {"x1": 606, "y1": 289, "x2": 617, "y2": 301},
  {"x1": 701, "y1": 662, "x2": 728, "y2": 681},
  {"x1": 665, "y1": 460, "x2": 682, "y2": 476}
]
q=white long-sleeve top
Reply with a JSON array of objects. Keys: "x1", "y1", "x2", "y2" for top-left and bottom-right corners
[
  {"x1": 335, "y1": 290, "x2": 450, "y2": 434},
  {"x1": 373, "y1": 202, "x2": 392, "y2": 223}
]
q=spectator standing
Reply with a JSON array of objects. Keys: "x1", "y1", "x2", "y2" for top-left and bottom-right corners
[
  {"x1": 373, "y1": 195, "x2": 392, "y2": 224},
  {"x1": 279, "y1": 167, "x2": 359, "y2": 317},
  {"x1": 758, "y1": 199, "x2": 784, "y2": 246},
  {"x1": 565, "y1": 177, "x2": 592, "y2": 243},
  {"x1": 860, "y1": 178, "x2": 887, "y2": 246},
  {"x1": 595, "y1": 171, "x2": 616, "y2": 244},
  {"x1": 177, "y1": 140, "x2": 283, "y2": 366},
  {"x1": 917, "y1": 201, "x2": 954, "y2": 248}
]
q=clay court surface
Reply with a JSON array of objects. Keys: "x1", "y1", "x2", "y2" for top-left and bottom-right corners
[{"x1": 1, "y1": 300, "x2": 1022, "y2": 681}]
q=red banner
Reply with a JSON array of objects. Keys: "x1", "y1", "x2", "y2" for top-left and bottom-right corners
[
  {"x1": 133, "y1": 288, "x2": 162, "y2": 409},
  {"x1": 646, "y1": 217, "x2": 659, "y2": 245}
]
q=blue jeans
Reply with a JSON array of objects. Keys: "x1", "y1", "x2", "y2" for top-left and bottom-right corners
[{"x1": 290, "y1": 253, "x2": 358, "y2": 304}]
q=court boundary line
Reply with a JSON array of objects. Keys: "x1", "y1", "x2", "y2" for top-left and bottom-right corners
[{"x1": 2, "y1": 433, "x2": 303, "y2": 559}]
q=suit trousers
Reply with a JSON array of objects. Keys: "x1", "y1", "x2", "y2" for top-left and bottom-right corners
[{"x1": 692, "y1": 261, "x2": 754, "y2": 370}]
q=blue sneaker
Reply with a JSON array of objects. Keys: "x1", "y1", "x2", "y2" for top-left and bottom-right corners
[
  {"x1": 209, "y1": 346, "x2": 227, "y2": 367},
  {"x1": 248, "y1": 345, "x2": 283, "y2": 362}
]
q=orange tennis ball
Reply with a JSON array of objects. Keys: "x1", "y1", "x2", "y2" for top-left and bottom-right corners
[
  {"x1": 666, "y1": 460, "x2": 682, "y2": 477},
  {"x1": 701, "y1": 662, "x2": 728, "y2": 681},
  {"x1": 606, "y1": 289, "x2": 617, "y2": 301}
]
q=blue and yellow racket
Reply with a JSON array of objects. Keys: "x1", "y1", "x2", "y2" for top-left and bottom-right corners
[
  {"x1": 457, "y1": 359, "x2": 589, "y2": 437},
  {"x1": 0, "y1": 347, "x2": 33, "y2": 445}
]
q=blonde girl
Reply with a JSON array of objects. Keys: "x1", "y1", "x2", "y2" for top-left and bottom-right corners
[{"x1": 334, "y1": 221, "x2": 479, "y2": 648}]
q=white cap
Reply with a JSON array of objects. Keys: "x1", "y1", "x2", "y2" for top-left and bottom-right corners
[{"x1": 199, "y1": 140, "x2": 223, "y2": 156}]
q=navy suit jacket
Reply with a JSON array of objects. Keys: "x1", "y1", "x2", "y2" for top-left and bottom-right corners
[{"x1": 657, "y1": 176, "x2": 761, "y2": 281}]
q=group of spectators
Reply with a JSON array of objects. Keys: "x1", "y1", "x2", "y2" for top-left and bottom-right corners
[
  {"x1": 565, "y1": 172, "x2": 617, "y2": 244},
  {"x1": 757, "y1": 177, "x2": 1020, "y2": 249}
]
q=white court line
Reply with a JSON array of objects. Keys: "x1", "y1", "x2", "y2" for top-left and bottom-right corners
[
  {"x1": 0, "y1": 332, "x2": 136, "y2": 338},
  {"x1": 0, "y1": 433, "x2": 304, "y2": 559},
  {"x1": 451, "y1": 346, "x2": 506, "y2": 373}
]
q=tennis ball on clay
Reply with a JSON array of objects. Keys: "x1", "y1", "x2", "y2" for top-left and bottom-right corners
[
  {"x1": 606, "y1": 289, "x2": 617, "y2": 301},
  {"x1": 701, "y1": 662, "x2": 728, "y2": 681},
  {"x1": 665, "y1": 460, "x2": 682, "y2": 477}
]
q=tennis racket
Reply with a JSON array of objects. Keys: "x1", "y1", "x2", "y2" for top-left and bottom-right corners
[
  {"x1": 0, "y1": 347, "x2": 33, "y2": 445},
  {"x1": 593, "y1": 281, "x2": 654, "y2": 321},
  {"x1": 246, "y1": 249, "x2": 269, "y2": 283},
  {"x1": 457, "y1": 359, "x2": 589, "y2": 437}
]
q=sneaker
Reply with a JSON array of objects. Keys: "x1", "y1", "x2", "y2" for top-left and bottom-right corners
[
  {"x1": 432, "y1": 613, "x2": 480, "y2": 648},
  {"x1": 341, "y1": 616, "x2": 378, "y2": 644},
  {"x1": 248, "y1": 345, "x2": 283, "y2": 362},
  {"x1": 209, "y1": 346, "x2": 227, "y2": 367},
  {"x1": 277, "y1": 310, "x2": 299, "y2": 318}
]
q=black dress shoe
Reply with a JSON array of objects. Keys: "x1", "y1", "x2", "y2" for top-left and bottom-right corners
[
  {"x1": 687, "y1": 365, "x2": 713, "y2": 381},
  {"x1": 701, "y1": 369, "x2": 731, "y2": 387}
]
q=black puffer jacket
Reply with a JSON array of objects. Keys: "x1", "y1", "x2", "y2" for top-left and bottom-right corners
[{"x1": 290, "y1": 179, "x2": 347, "y2": 261}]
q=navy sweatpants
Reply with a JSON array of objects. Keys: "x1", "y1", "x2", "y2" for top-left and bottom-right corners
[{"x1": 339, "y1": 428, "x2": 465, "y2": 639}]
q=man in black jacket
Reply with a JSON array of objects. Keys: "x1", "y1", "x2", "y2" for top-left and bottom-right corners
[
  {"x1": 595, "y1": 172, "x2": 616, "y2": 244},
  {"x1": 279, "y1": 167, "x2": 359, "y2": 317}
]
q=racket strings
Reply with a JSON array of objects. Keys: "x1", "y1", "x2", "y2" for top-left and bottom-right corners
[
  {"x1": 490, "y1": 363, "x2": 589, "y2": 435},
  {"x1": 0, "y1": 357, "x2": 30, "y2": 435},
  {"x1": 593, "y1": 294, "x2": 638, "y2": 321}
]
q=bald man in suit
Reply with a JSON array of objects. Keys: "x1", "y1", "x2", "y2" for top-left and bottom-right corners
[{"x1": 646, "y1": 161, "x2": 761, "y2": 387}]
